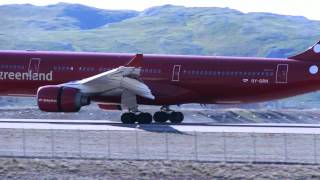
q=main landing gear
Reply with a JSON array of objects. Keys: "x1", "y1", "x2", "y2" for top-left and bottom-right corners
[
  {"x1": 121, "y1": 112, "x2": 153, "y2": 124},
  {"x1": 120, "y1": 106, "x2": 184, "y2": 124},
  {"x1": 153, "y1": 106, "x2": 184, "y2": 124}
]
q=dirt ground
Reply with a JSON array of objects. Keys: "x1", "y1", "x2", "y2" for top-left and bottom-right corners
[{"x1": 0, "y1": 158, "x2": 319, "y2": 180}]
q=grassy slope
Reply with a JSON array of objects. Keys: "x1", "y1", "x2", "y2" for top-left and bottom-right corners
[{"x1": 1, "y1": 4, "x2": 320, "y2": 56}]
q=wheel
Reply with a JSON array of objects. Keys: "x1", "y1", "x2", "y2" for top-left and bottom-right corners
[
  {"x1": 169, "y1": 112, "x2": 184, "y2": 124},
  {"x1": 137, "y1": 113, "x2": 152, "y2": 124},
  {"x1": 153, "y1": 111, "x2": 169, "y2": 123},
  {"x1": 121, "y1": 113, "x2": 136, "y2": 124}
]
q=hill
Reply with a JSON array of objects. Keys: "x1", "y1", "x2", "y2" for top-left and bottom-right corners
[{"x1": 0, "y1": 3, "x2": 319, "y2": 57}]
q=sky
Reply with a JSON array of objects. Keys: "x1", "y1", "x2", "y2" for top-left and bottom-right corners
[{"x1": 0, "y1": 0, "x2": 320, "y2": 20}]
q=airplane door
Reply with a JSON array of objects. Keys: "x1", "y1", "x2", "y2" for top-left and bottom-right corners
[
  {"x1": 28, "y1": 58, "x2": 41, "y2": 73},
  {"x1": 276, "y1": 64, "x2": 288, "y2": 83},
  {"x1": 172, "y1": 65, "x2": 181, "y2": 82}
]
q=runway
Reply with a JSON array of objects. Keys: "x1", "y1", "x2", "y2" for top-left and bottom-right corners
[{"x1": 0, "y1": 119, "x2": 320, "y2": 134}]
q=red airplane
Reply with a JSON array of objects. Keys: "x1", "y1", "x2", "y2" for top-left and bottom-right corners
[{"x1": 0, "y1": 40, "x2": 319, "y2": 124}]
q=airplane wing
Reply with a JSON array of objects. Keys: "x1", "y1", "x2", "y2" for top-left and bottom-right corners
[{"x1": 62, "y1": 54, "x2": 155, "y2": 100}]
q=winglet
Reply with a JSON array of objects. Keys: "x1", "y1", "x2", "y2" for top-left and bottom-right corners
[
  {"x1": 126, "y1": 54, "x2": 143, "y2": 67},
  {"x1": 289, "y1": 40, "x2": 320, "y2": 62}
]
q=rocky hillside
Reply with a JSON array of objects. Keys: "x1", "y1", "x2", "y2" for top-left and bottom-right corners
[{"x1": 0, "y1": 3, "x2": 319, "y2": 57}]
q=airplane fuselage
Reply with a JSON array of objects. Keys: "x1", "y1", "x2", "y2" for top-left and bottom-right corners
[{"x1": 0, "y1": 50, "x2": 319, "y2": 106}]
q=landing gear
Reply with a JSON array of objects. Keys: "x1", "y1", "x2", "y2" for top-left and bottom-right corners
[
  {"x1": 120, "y1": 90, "x2": 153, "y2": 124},
  {"x1": 153, "y1": 111, "x2": 169, "y2": 123},
  {"x1": 153, "y1": 106, "x2": 184, "y2": 124},
  {"x1": 120, "y1": 106, "x2": 184, "y2": 124},
  {"x1": 137, "y1": 112, "x2": 153, "y2": 124},
  {"x1": 121, "y1": 111, "x2": 153, "y2": 124},
  {"x1": 119, "y1": 90, "x2": 183, "y2": 124},
  {"x1": 121, "y1": 113, "x2": 136, "y2": 124},
  {"x1": 170, "y1": 111, "x2": 184, "y2": 124}
]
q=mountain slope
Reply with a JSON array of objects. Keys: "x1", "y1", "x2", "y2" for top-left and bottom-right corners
[
  {"x1": 0, "y1": 3, "x2": 138, "y2": 31},
  {"x1": 0, "y1": 4, "x2": 319, "y2": 57}
]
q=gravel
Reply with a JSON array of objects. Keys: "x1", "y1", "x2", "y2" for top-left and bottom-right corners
[{"x1": 0, "y1": 158, "x2": 319, "y2": 180}]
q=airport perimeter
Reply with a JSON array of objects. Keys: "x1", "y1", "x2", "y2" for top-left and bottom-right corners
[{"x1": 1, "y1": 126, "x2": 319, "y2": 164}]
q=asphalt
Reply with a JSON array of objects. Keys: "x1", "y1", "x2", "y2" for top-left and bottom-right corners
[{"x1": 0, "y1": 119, "x2": 320, "y2": 134}]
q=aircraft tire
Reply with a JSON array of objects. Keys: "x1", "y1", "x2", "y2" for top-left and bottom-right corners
[
  {"x1": 137, "y1": 113, "x2": 153, "y2": 124},
  {"x1": 121, "y1": 113, "x2": 136, "y2": 124},
  {"x1": 153, "y1": 111, "x2": 169, "y2": 123},
  {"x1": 169, "y1": 112, "x2": 184, "y2": 124}
]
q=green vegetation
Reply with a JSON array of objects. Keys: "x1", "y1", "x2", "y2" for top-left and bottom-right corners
[{"x1": 0, "y1": 3, "x2": 319, "y2": 57}]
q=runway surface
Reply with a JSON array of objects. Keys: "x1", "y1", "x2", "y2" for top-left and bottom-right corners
[{"x1": 0, "y1": 119, "x2": 320, "y2": 134}]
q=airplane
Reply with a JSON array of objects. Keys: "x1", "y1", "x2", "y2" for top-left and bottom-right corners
[{"x1": 0, "y1": 40, "x2": 320, "y2": 124}]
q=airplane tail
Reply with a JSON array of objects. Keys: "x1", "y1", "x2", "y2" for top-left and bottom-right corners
[{"x1": 289, "y1": 40, "x2": 320, "y2": 61}]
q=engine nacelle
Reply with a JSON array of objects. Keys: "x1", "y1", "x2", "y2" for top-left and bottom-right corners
[{"x1": 37, "y1": 85, "x2": 90, "y2": 112}]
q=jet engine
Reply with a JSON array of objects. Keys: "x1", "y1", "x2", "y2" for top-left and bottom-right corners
[{"x1": 37, "y1": 85, "x2": 90, "y2": 112}]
